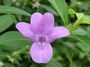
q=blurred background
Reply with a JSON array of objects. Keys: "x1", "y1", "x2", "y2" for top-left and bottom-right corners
[{"x1": 0, "y1": 0, "x2": 90, "y2": 67}]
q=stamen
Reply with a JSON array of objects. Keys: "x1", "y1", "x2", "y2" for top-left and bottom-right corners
[{"x1": 36, "y1": 35, "x2": 48, "y2": 49}]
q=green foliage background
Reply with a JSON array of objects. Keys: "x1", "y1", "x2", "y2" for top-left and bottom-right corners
[{"x1": 0, "y1": 0, "x2": 90, "y2": 67}]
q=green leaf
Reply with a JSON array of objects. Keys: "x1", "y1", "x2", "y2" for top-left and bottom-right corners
[
  {"x1": 10, "y1": 15, "x2": 18, "y2": 24},
  {"x1": 0, "y1": 31, "x2": 32, "y2": 50},
  {"x1": 47, "y1": 58, "x2": 62, "y2": 67},
  {"x1": 79, "y1": 52, "x2": 85, "y2": 59},
  {"x1": 3, "y1": 63, "x2": 15, "y2": 67},
  {"x1": 0, "y1": 52, "x2": 7, "y2": 60},
  {"x1": 74, "y1": 35, "x2": 90, "y2": 48},
  {"x1": 0, "y1": 15, "x2": 13, "y2": 32},
  {"x1": 81, "y1": 19, "x2": 90, "y2": 24},
  {"x1": 87, "y1": 26, "x2": 90, "y2": 38},
  {"x1": 72, "y1": 28, "x2": 87, "y2": 36},
  {"x1": 40, "y1": 4, "x2": 58, "y2": 16},
  {"x1": 64, "y1": 42, "x2": 77, "y2": 50},
  {"x1": 81, "y1": 15, "x2": 90, "y2": 24},
  {"x1": 68, "y1": 8, "x2": 76, "y2": 14},
  {"x1": 84, "y1": 15, "x2": 90, "y2": 20},
  {"x1": 68, "y1": 8, "x2": 84, "y2": 18},
  {"x1": 73, "y1": 13, "x2": 84, "y2": 26},
  {"x1": 0, "y1": 6, "x2": 31, "y2": 16},
  {"x1": 69, "y1": 61, "x2": 81, "y2": 67},
  {"x1": 76, "y1": 13, "x2": 84, "y2": 19},
  {"x1": 68, "y1": 8, "x2": 90, "y2": 25},
  {"x1": 3, "y1": 0, "x2": 12, "y2": 6},
  {"x1": 76, "y1": 42, "x2": 90, "y2": 52},
  {"x1": 48, "y1": 0, "x2": 68, "y2": 26}
]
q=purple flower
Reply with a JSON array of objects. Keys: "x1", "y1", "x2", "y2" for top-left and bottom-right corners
[{"x1": 16, "y1": 12, "x2": 70, "y2": 63}]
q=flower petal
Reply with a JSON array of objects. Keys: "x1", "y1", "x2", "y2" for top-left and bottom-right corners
[
  {"x1": 48, "y1": 26, "x2": 70, "y2": 42},
  {"x1": 30, "y1": 43, "x2": 53, "y2": 63},
  {"x1": 16, "y1": 22, "x2": 36, "y2": 42},
  {"x1": 38, "y1": 12, "x2": 54, "y2": 35},
  {"x1": 30, "y1": 12, "x2": 42, "y2": 34}
]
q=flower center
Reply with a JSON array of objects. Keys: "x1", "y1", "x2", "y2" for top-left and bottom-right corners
[
  {"x1": 38, "y1": 36, "x2": 46, "y2": 43},
  {"x1": 36, "y1": 35, "x2": 48, "y2": 49}
]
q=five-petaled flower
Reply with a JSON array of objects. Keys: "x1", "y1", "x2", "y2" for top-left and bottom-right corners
[{"x1": 16, "y1": 12, "x2": 70, "y2": 63}]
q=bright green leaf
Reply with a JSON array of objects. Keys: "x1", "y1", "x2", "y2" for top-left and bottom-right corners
[
  {"x1": 73, "y1": 16, "x2": 84, "y2": 26},
  {"x1": 48, "y1": 0, "x2": 68, "y2": 26},
  {"x1": 76, "y1": 13, "x2": 84, "y2": 19},
  {"x1": 81, "y1": 19, "x2": 90, "y2": 24},
  {"x1": 84, "y1": 15, "x2": 90, "y2": 20},
  {"x1": 68, "y1": 8, "x2": 90, "y2": 25},
  {"x1": 68, "y1": 8, "x2": 76, "y2": 14},
  {"x1": 81, "y1": 15, "x2": 90, "y2": 24},
  {"x1": 73, "y1": 13, "x2": 85, "y2": 26}
]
